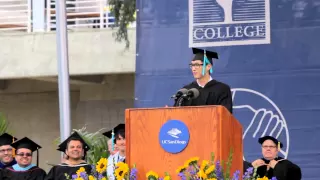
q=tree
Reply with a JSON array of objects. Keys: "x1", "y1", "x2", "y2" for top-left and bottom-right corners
[{"x1": 108, "y1": 0, "x2": 136, "y2": 49}]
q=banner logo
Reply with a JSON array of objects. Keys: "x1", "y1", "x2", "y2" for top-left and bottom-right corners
[
  {"x1": 159, "y1": 120, "x2": 190, "y2": 154},
  {"x1": 231, "y1": 88, "x2": 289, "y2": 161},
  {"x1": 189, "y1": 0, "x2": 271, "y2": 47}
]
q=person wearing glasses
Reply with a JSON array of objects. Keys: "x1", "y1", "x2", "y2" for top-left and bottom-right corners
[
  {"x1": 0, "y1": 133, "x2": 18, "y2": 169},
  {"x1": 248, "y1": 136, "x2": 301, "y2": 180},
  {"x1": 174, "y1": 48, "x2": 233, "y2": 114},
  {"x1": 4, "y1": 137, "x2": 46, "y2": 179}
]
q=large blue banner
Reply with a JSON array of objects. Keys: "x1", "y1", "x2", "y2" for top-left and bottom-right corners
[{"x1": 135, "y1": 0, "x2": 320, "y2": 179}]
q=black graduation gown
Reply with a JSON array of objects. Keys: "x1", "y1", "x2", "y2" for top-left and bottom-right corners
[
  {"x1": 0, "y1": 168, "x2": 4, "y2": 179},
  {"x1": 4, "y1": 166, "x2": 47, "y2": 180},
  {"x1": 243, "y1": 160, "x2": 252, "y2": 172},
  {"x1": 45, "y1": 162, "x2": 92, "y2": 180},
  {"x1": 177, "y1": 80, "x2": 233, "y2": 113},
  {"x1": 252, "y1": 157, "x2": 302, "y2": 180},
  {"x1": 0, "y1": 159, "x2": 17, "y2": 169}
]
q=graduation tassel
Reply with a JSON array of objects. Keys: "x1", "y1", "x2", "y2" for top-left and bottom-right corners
[
  {"x1": 12, "y1": 136, "x2": 16, "y2": 158},
  {"x1": 278, "y1": 141, "x2": 281, "y2": 150},
  {"x1": 111, "y1": 129, "x2": 115, "y2": 151},
  {"x1": 36, "y1": 149, "x2": 39, "y2": 167},
  {"x1": 202, "y1": 50, "x2": 207, "y2": 76}
]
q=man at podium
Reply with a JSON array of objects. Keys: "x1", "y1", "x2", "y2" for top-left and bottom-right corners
[{"x1": 175, "y1": 48, "x2": 233, "y2": 113}]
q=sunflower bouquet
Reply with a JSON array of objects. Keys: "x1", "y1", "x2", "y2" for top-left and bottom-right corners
[{"x1": 65, "y1": 157, "x2": 109, "y2": 180}]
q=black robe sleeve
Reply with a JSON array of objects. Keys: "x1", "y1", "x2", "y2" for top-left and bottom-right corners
[
  {"x1": 273, "y1": 160, "x2": 302, "y2": 180},
  {"x1": 212, "y1": 84, "x2": 233, "y2": 114}
]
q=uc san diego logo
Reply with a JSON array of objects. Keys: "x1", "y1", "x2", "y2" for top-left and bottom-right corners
[
  {"x1": 159, "y1": 120, "x2": 190, "y2": 154},
  {"x1": 188, "y1": 0, "x2": 271, "y2": 47}
]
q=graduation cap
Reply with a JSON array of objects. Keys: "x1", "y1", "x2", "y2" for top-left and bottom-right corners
[
  {"x1": 192, "y1": 48, "x2": 219, "y2": 76},
  {"x1": 11, "y1": 137, "x2": 41, "y2": 166},
  {"x1": 258, "y1": 136, "x2": 283, "y2": 149},
  {"x1": 57, "y1": 131, "x2": 90, "y2": 153},
  {"x1": 103, "y1": 123, "x2": 125, "y2": 151},
  {"x1": 102, "y1": 123, "x2": 125, "y2": 138},
  {"x1": 0, "y1": 133, "x2": 17, "y2": 146}
]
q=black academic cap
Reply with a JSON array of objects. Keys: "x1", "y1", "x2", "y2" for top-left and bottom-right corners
[
  {"x1": 57, "y1": 131, "x2": 90, "y2": 153},
  {"x1": 192, "y1": 48, "x2": 219, "y2": 64},
  {"x1": 11, "y1": 137, "x2": 41, "y2": 152},
  {"x1": 258, "y1": 136, "x2": 283, "y2": 148},
  {"x1": 11, "y1": 137, "x2": 41, "y2": 166},
  {"x1": 103, "y1": 123, "x2": 125, "y2": 138},
  {"x1": 0, "y1": 133, "x2": 17, "y2": 146}
]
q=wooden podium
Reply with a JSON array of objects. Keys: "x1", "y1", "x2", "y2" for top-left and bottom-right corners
[{"x1": 125, "y1": 105, "x2": 243, "y2": 179}]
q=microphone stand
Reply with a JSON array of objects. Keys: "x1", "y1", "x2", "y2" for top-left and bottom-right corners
[{"x1": 174, "y1": 95, "x2": 189, "y2": 107}]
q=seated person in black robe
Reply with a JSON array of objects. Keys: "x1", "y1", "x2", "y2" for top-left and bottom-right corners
[
  {"x1": 247, "y1": 136, "x2": 302, "y2": 180},
  {"x1": 174, "y1": 48, "x2": 233, "y2": 114},
  {"x1": 45, "y1": 132, "x2": 92, "y2": 180},
  {"x1": 4, "y1": 137, "x2": 47, "y2": 180},
  {"x1": 0, "y1": 133, "x2": 18, "y2": 169},
  {"x1": 103, "y1": 124, "x2": 126, "y2": 180}
]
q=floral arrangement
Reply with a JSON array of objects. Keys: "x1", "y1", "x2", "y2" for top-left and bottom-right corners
[
  {"x1": 145, "y1": 152, "x2": 277, "y2": 180},
  {"x1": 65, "y1": 157, "x2": 138, "y2": 180},
  {"x1": 65, "y1": 152, "x2": 276, "y2": 180}
]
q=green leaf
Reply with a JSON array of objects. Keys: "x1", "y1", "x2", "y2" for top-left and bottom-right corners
[
  {"x1": 224, "y1": 148, "x2": 234, "y2": 180},
  {"x1": 0, "y1": 113, "x2": 10, "y2": 134},
  {"x1": 210, "y1": 152, "x2": 215, "y2": 165}
]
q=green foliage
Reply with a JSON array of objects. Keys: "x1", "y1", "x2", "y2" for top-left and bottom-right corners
[
  {"x1": 55, "y1": 126, "x2": 110, "y2": 164},
  {"x1": 224, "y1": 148, "x2": 234, "y2": 179},
  {"x1": 0, "y1": 113, "x2": 10, "y2": 134},
  {"x1": 108, "y1": 0, "x2": 136, "y2": 49}
]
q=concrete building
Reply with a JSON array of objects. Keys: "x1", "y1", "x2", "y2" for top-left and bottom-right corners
[{"x1": 0, "y1": 0, "x2": 136, "y2": 171}]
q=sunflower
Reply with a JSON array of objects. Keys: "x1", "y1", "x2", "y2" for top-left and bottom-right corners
[
  {"x1": 163, "y1": 175, "x2": 171, "y2": 180},
  {"x1": 88, "y1": 175, "x2": 95, "y2": 180},
  {"x1": 257, "y1": 176, "x2": 269, "y2": 180},
  {"x1": 200, "y1": 160, "x2": 209, "y2": 170},
  {"x1": 115, "y1": 163, "x2": 129, "y2": 180},
  {"x1": 116, "y1": 161, "x2": 125, "y2": 168},
  {"x1": 184, "y1": 157, "x2": 200, "y2": 167},
  {"x1": 176, "y1": 165, "x2": 187, "y2": 174},
  {"x1": 75, "y1": 178, "x2": 84, "y2": 180},
  {"x1": 76, "y1": 167, "x2": 86, "y2": 177},
  {"x1": 197, "y1": 169, "x2": 207, "y2": 179},
  {"x1": 146, "y1": 170, "x2": 159, "y2": 179},
  {"x1": 207, "y1": 178, "x2": 217, "y2": 180},
  {"x1": 96, "y1": 158, "x2": 108, "y2": 174},
  {"x1": 205, "y1": 165, "x2": 215, "y2": 175}
]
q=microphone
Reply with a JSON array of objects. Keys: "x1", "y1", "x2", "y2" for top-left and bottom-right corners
[
  {"x1": 186, "y1": 88, "x2": 199, "y2": 99},
  {"x1": 171, "y1": 88, "x2": 188, "y2": 99}
]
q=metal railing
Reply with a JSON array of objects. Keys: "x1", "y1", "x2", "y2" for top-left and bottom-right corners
[
  {"x1": 0, "y1": 0, "x2": 32, "y2": 32},
  {"x1": 46, "y1": 0, "x2": 115, "y2": 32},
  {"x1": 0, "y1": 0, "x2": 135, "y2": 33}
]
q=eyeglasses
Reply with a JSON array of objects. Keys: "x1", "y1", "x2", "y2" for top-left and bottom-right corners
[
  {"x1": 189, "y1": 63, "x2": 203, "y2": 69},
  {"x1": 16, "y1": 153, "x2": 32, "y2": 157},
  {"x1": 0, "y1": 148, "x2": 13, "y2": 153},
  {"x1": 262, "y1": 145, "x2": 277, "y2": 149}
]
